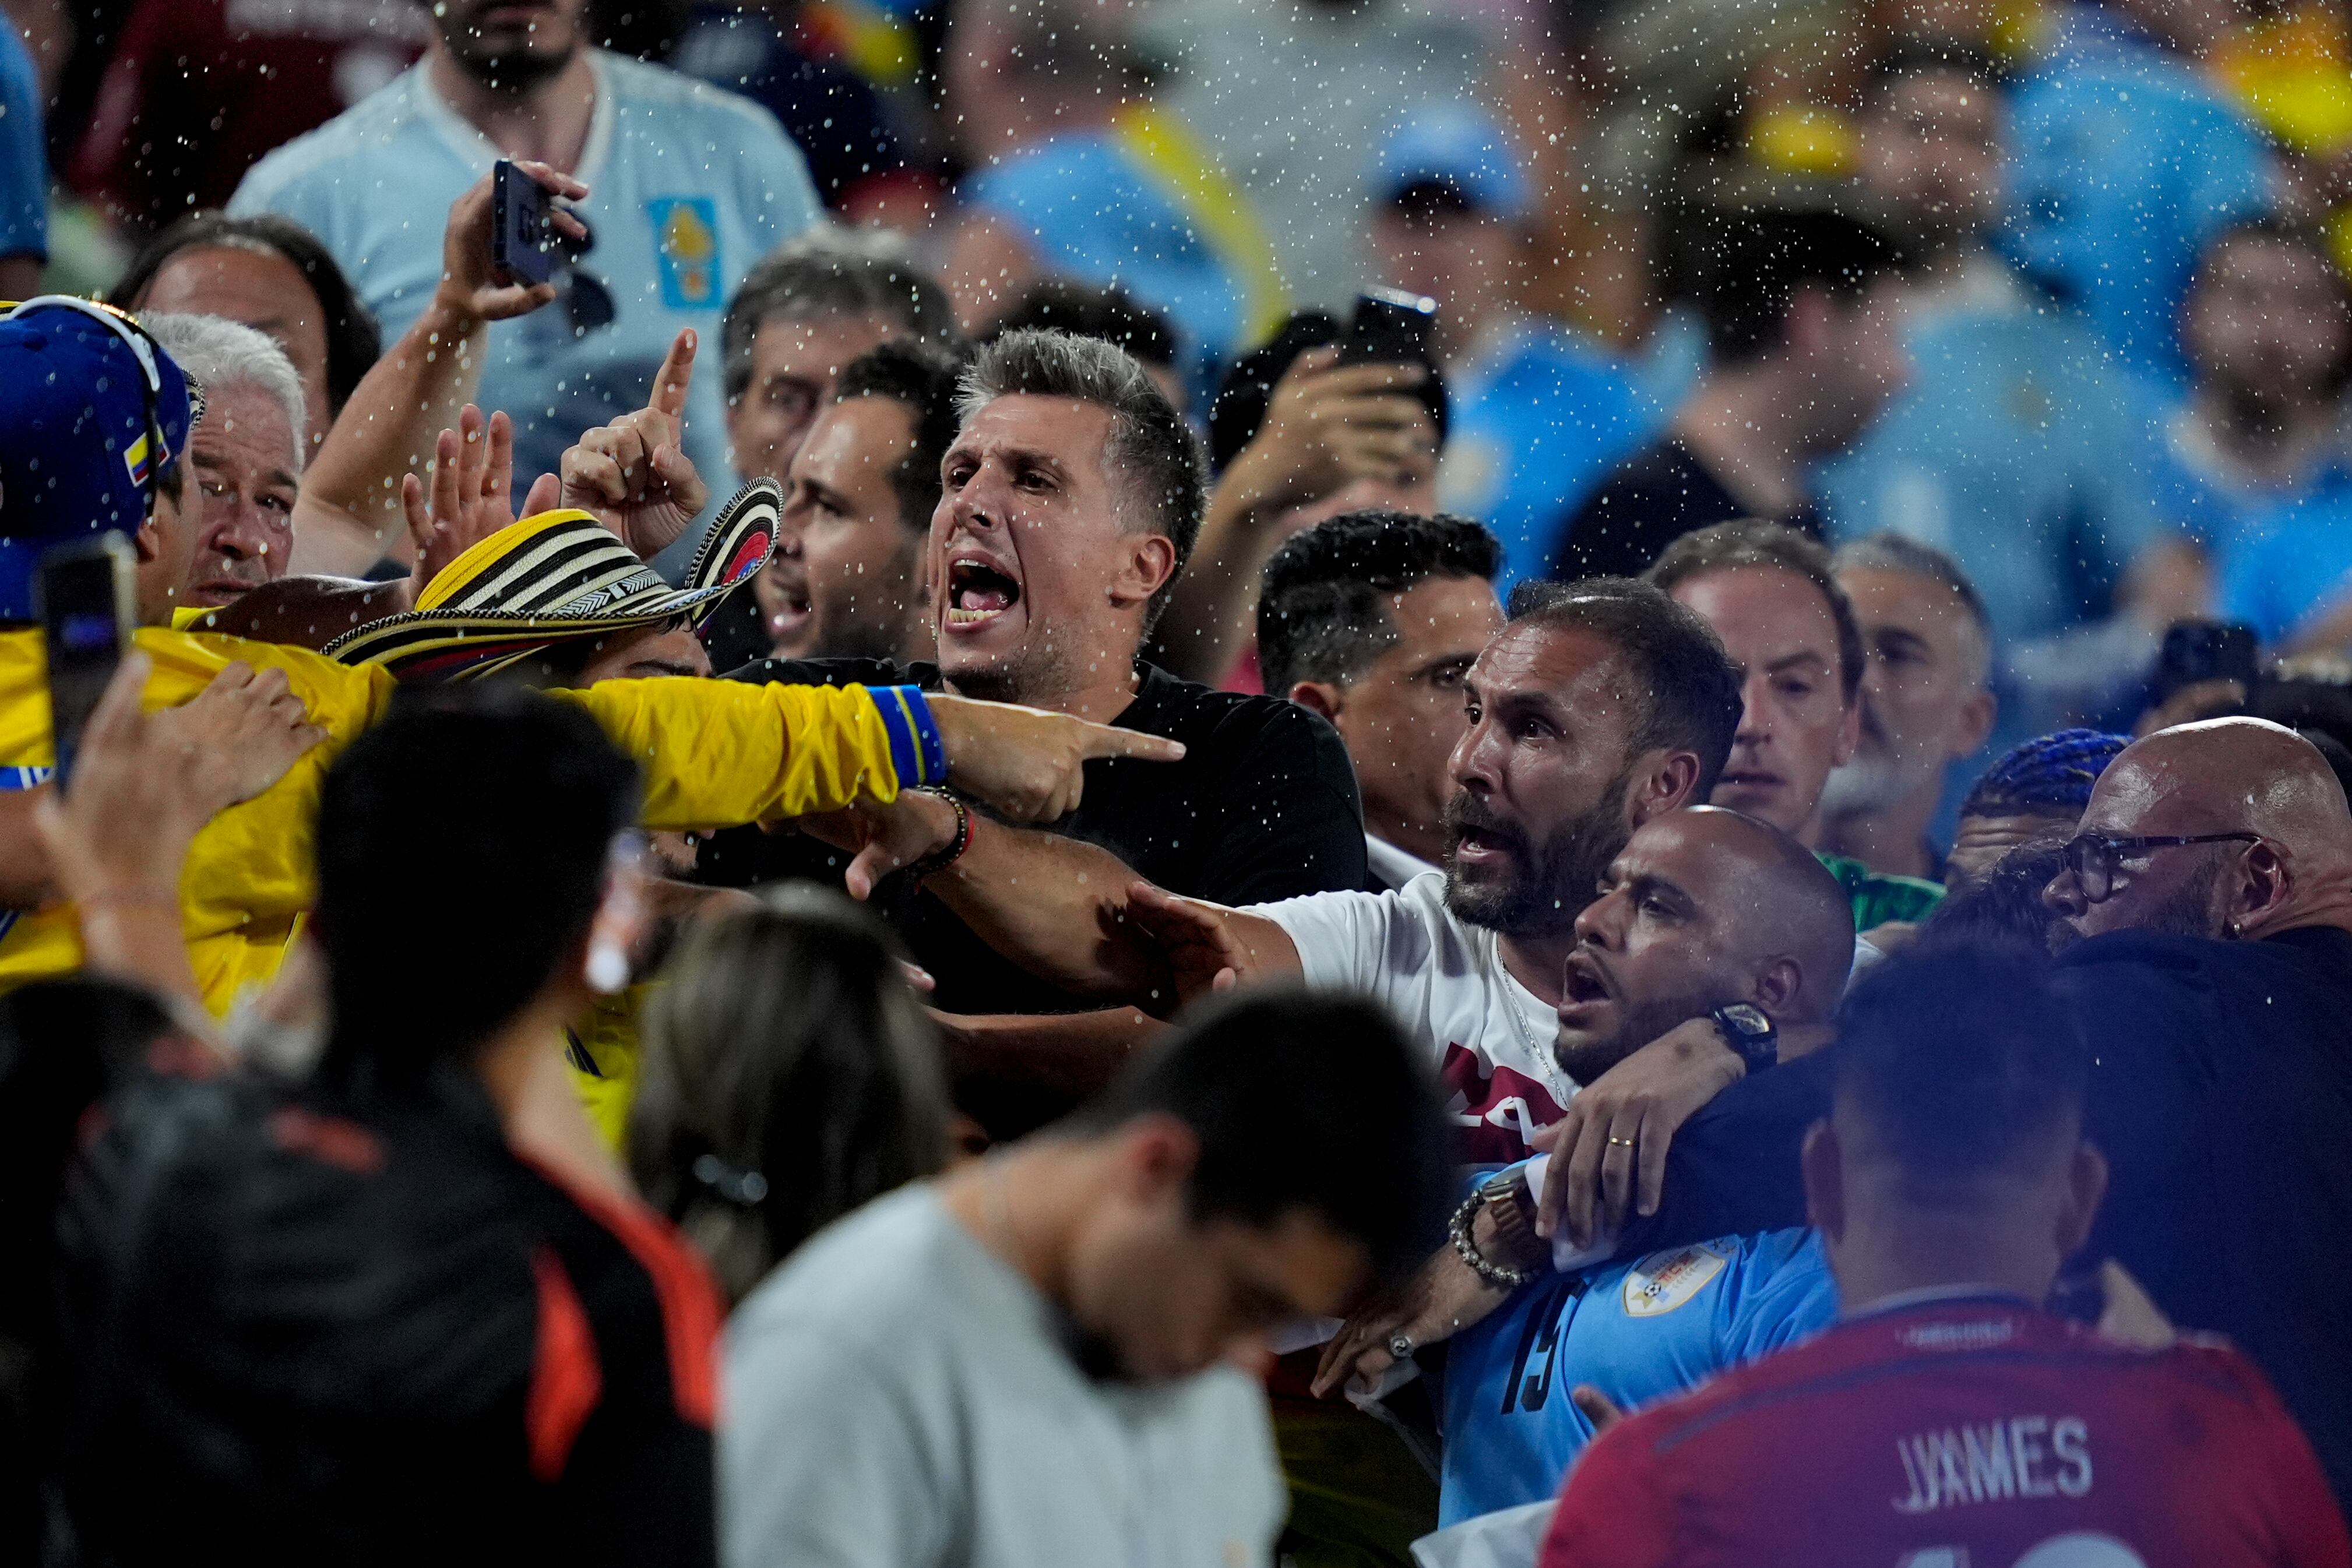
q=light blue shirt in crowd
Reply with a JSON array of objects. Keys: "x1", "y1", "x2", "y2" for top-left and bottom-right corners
[
  {"x1": 1817, "y1": 262, "x2": 2185, "y2": 650},
  {"x1": 231, "y1": 52, "x2": 822, "y2": 523},
  {"x1": 1998, "y1": 3, "x2": 2273, "y2": 387},
  {"x1": 1436, "y1": 314, "x2": 1665, "y2": 594},
  {"x1": 0, "y1": 23, "x2": 46, "y2": 260},
  {"x1": 2221, "y1": 475, "x2": 2352, "y2": 645},
  {"x1": 1438, "y1": 1224, "x2": 1835, "y2": 1527}
]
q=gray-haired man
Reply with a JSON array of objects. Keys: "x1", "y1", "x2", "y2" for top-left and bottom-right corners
[
  {"x1": 1812, "y1": 532, "x2": 1997, "y2": 883},
  {"x1": 705, "y1": 329, "x2": 1368, "y2": 1134},
  {"x1": 136, "y1": 313, "x2": 310, "y2": 626}
]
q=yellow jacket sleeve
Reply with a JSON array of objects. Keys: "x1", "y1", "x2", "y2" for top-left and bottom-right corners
[{"x1": 554, "y1": 677, "x2": 905, "y2": 829}]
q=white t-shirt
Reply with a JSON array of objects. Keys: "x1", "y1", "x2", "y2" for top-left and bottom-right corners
[
  {"x1": 1256, "y1": 869, "x2": 1572, "y2": 1162},
  {"x1": 724, "y1": 1185, "x2": 1286, "y2": 1568}
]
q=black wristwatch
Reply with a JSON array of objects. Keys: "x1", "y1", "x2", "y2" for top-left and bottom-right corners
[{"x1": 1710, "y1": 1003, "x2": 1779, "y2": 1074}]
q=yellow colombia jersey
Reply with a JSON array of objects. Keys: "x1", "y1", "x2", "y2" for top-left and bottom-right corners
[{"x1": 0, "y1": 625, "x2": 911, "y2": 1014}]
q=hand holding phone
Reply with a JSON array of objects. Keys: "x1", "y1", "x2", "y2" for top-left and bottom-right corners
[
  {"x1": 38, "y1": 533, "x2": 137, "y2": 788},
  {"x1": 1335, "y1": 287, "x2": 1439, "y2": 368},
  {"x1": 491, "y1": 159, "x2": 591, "y2": 289}
]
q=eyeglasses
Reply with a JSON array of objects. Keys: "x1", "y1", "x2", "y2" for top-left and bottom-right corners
[{"x1": 2058, "y1": 831, "x2": 2261, "y2": 904}]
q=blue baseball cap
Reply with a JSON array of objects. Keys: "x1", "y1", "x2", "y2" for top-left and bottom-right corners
[
  {"x1": 1373, "y1": 103, "x2": 1531, "y2": 223},
  {"x1": 0, "y1": 296, "x2": 199, "y2": 621}
]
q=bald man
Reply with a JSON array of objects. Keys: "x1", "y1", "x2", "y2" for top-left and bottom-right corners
[
  {"x1": 2038, "y1": 717, "x2": 2352, "y2": 1510},
  {"x1": 1316, "y1": 808, "x2": 1858, "y2": 1528},
  {"x1": 1473, "y1": 718, "x2": 2352, "y2": 1514}
]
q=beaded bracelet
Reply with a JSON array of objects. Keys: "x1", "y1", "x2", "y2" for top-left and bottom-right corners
[{"x1": 901, "y1": 788, "x2": 973, "y2": 884}]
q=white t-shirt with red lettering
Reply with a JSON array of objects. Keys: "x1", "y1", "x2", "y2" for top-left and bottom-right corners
[{"x1": 1256, "y1": 870, "x2": 1573, "y2": 1162}]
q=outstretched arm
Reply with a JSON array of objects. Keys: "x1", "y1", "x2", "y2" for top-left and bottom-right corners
[
  {"x1": 290, "y1": 161, "x2": 589, "y2": 576},
  {"x1": 799, "y1": 791, "x2": 1301, "y2": 1006}
]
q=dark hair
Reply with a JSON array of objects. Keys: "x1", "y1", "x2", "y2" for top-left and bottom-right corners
[
  {"x1": 1207, "y1": 309, "x2": 1451, "y2": 473},
  {"x1": 1504, "y1": 576, "x2": 1743, "y2": 795},
  {"x1": 959, "y1": 329, "x2": 1206, "y2": 630},
  {"x1": 1921, "y1": 837, "x2": 2069, "y2": 946},
  {"x1": 835, "y1": 339, "x2": 966, "y2": 534},
  {"x1": 311, "y1": 688, "x2": 639, "y2": 1087},
  {"x1": 629, "y1": 886, "x2": 949, "y2": 1304},
  {"x1": 1668, "y1": 204, "x2": 1908, "y2": 364},
  {"x1": 1863, "y1": 38, "x2": 2001, "y2": 108},
  {"x1": 1647, "y1": 519, "x2": 1865, "y2": 700},
  {"x1": 985, "y1": 279, "x2": 1180, "y2": 370},
  {"x1": 1065, "y1": 985, "x2": 1452, "y2": 1284},
  {"x1": 1835, "y1": 939, "x2": 2090, "y2": 1199},
  {"x1": 111, "y1": 211, "x2": 382, "y2": 416},
  {"x1": 1959, "y1": 729, "x2": 2130, "y2": 820},
  {"x1": 1257, "y1": 509, "x2": 1499, "y2": 694},
  {"x1": 723, "y1": 233, "x2": 961, "y2": 402}
]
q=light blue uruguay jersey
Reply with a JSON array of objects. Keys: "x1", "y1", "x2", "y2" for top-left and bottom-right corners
[
  {"x1": 1435, "y1": 315, "x2": 1664, "y2": 596},
  {"x1": 1437, "y1": 1225, "x2": 1835, "y2": 1527},
  {"x1": 231, "y1": 52, "x2": 822, "y2": 522}
]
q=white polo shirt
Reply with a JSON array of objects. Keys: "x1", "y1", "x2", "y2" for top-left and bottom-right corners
[{"x1": 231, "y1": 51, "x2": 822, "y2": 534}]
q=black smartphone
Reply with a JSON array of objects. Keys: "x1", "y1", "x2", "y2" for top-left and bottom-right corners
[
  {"x1": 1335, "y1": 287, "x2": 1439, "y2": 368},
  {"x1": 492, "y1": 159, "x2": 557, "y2": 287},
  {"x1": 2154, "y1": 621, "x2": 2261, "y2": 704},
  {"x1": 38, "y1": 533, "x2": 136, "y2": 788}
]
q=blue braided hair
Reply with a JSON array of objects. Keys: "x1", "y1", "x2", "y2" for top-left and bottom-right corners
[{"x1": 1960, "y1": 729, "x2": 2132, "y2": 818}]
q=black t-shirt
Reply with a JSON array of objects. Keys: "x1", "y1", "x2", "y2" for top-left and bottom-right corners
[
  {"x1": 1550, "y1": 439, "x2": 1823, "y2": 581},
  {"x1": 1610, "y1": 925, "x2": 2352, "y2": 1513},
  {"x1": 699, "y1": 660, "x2": 1366, "y2": 1077}
]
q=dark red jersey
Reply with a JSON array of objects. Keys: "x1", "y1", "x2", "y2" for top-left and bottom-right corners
[{"x1": 1541, "y1": 1294, "x2": 2350, "y2": 1568}]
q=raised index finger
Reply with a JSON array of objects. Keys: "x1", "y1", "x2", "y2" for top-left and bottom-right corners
[
  {"x1": 649, "y1": 328, "x2": 695, "y2": 419},
  {"x1": 1075, "y1": 723, "x2": 1186, "y2": 763}
]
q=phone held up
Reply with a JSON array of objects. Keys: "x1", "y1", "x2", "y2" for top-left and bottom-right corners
[
  {"x1": 1335, "y1": 287, "x2": 1439, "y2": 369},
  {"x1": 39, "y1": 532, "x2": 137, "y2": 790},
  {"x1": 492, "y1": 159, "x2": 561, "y2": 288}
]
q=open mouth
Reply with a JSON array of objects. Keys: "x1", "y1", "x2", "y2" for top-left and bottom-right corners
[
  {"x1": 1560, "y1": 952, "x2": 1613, "y2": 1008},
  {"x1": 764, "y1": 575, "x2": 812, "y2": 639},
  {"x1": 945, "y1": 556, "x2": 1022, "y2": 630},
  {"x1": 1449, "y1": 823, "x2": 1522, "y2": 868}
]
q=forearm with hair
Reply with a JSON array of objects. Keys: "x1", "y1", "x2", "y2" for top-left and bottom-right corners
[
  {"x1": 1149, "y1": 450, "x2": 1292, "y2": 683},
  {"x1": 290, "y1": 298, "x2": 491, "y2": 577},
  {"x1": 936, "y1": 1007, "x2": 1166, "y2": 1107},
  {"x1": 923, "y1": 815, "x2": 1173, "y2": 1002}
]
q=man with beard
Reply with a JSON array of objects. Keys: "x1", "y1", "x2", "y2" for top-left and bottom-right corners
[
  {"x1": 868, "y1": 577, "x2": 1742, "y2": 1161},
  {"x1": 1334, "y1": 808, "x2": 1857, "y2": 1530},
  {"x1": 753, "y1": 341, "x2": 960, "y2": 666},
  {"x1": 702, "y1": 329, "x2": 1368, "y2": 1136},
  {"x1": 1809, "y1": 534, "x2": 1996, "y2": 883},
  {"x1": 1475, "y1": 718, "x2": 2352, "y2": 1513},
  {"x1": 231, "y1": 0, "x2": 822, "y2": 503}
]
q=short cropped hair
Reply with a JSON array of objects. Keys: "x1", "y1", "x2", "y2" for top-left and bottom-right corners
[
  {"x1": 112, "y1": 210, "x2": 380, "y2": 416},
  {"x1": 1959, "y1": 728, "x2": 2129, "y2": 820},
  {"x1": 1833, "y1": 531, "x2": 1992, "y2": 686},
  {"x1": 1258, "y1": 509, "x2": 1500, "y2": 695},
  {"x1": 834, "y1": 339, "x2": 966, "y2": 535},
  {"x1": 1505, "y1": 576, "x2": 1743, "y2": 796},
  {"x1": 1648, "y1": 519, "x2": 1865, "y2": 701},
  {"x1": 986, "y1": 279, "x2": 1179, "y2": 371},
  {"x1": 1835, "y1": 939, "x2": 2090, "y2": 1201},
  {"x1": 1065, "y1": 985, "x2": 1453, "y2": 1285},
  {"x1": 312, "y1": 689, "x2": 639, "y2": 1087},
  {"x1": 142, "y1": 312, "x2": 309, "y2": 474},
  {"x1": 957, "y1": 328, "x2": 1207, "y2": 630},
  {"x1": 1669, "y1": 204, "x2": 1908, "y2": 364},
  {"x1": 723, "y1": 230, "x2": 960, "y2": 402}
]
